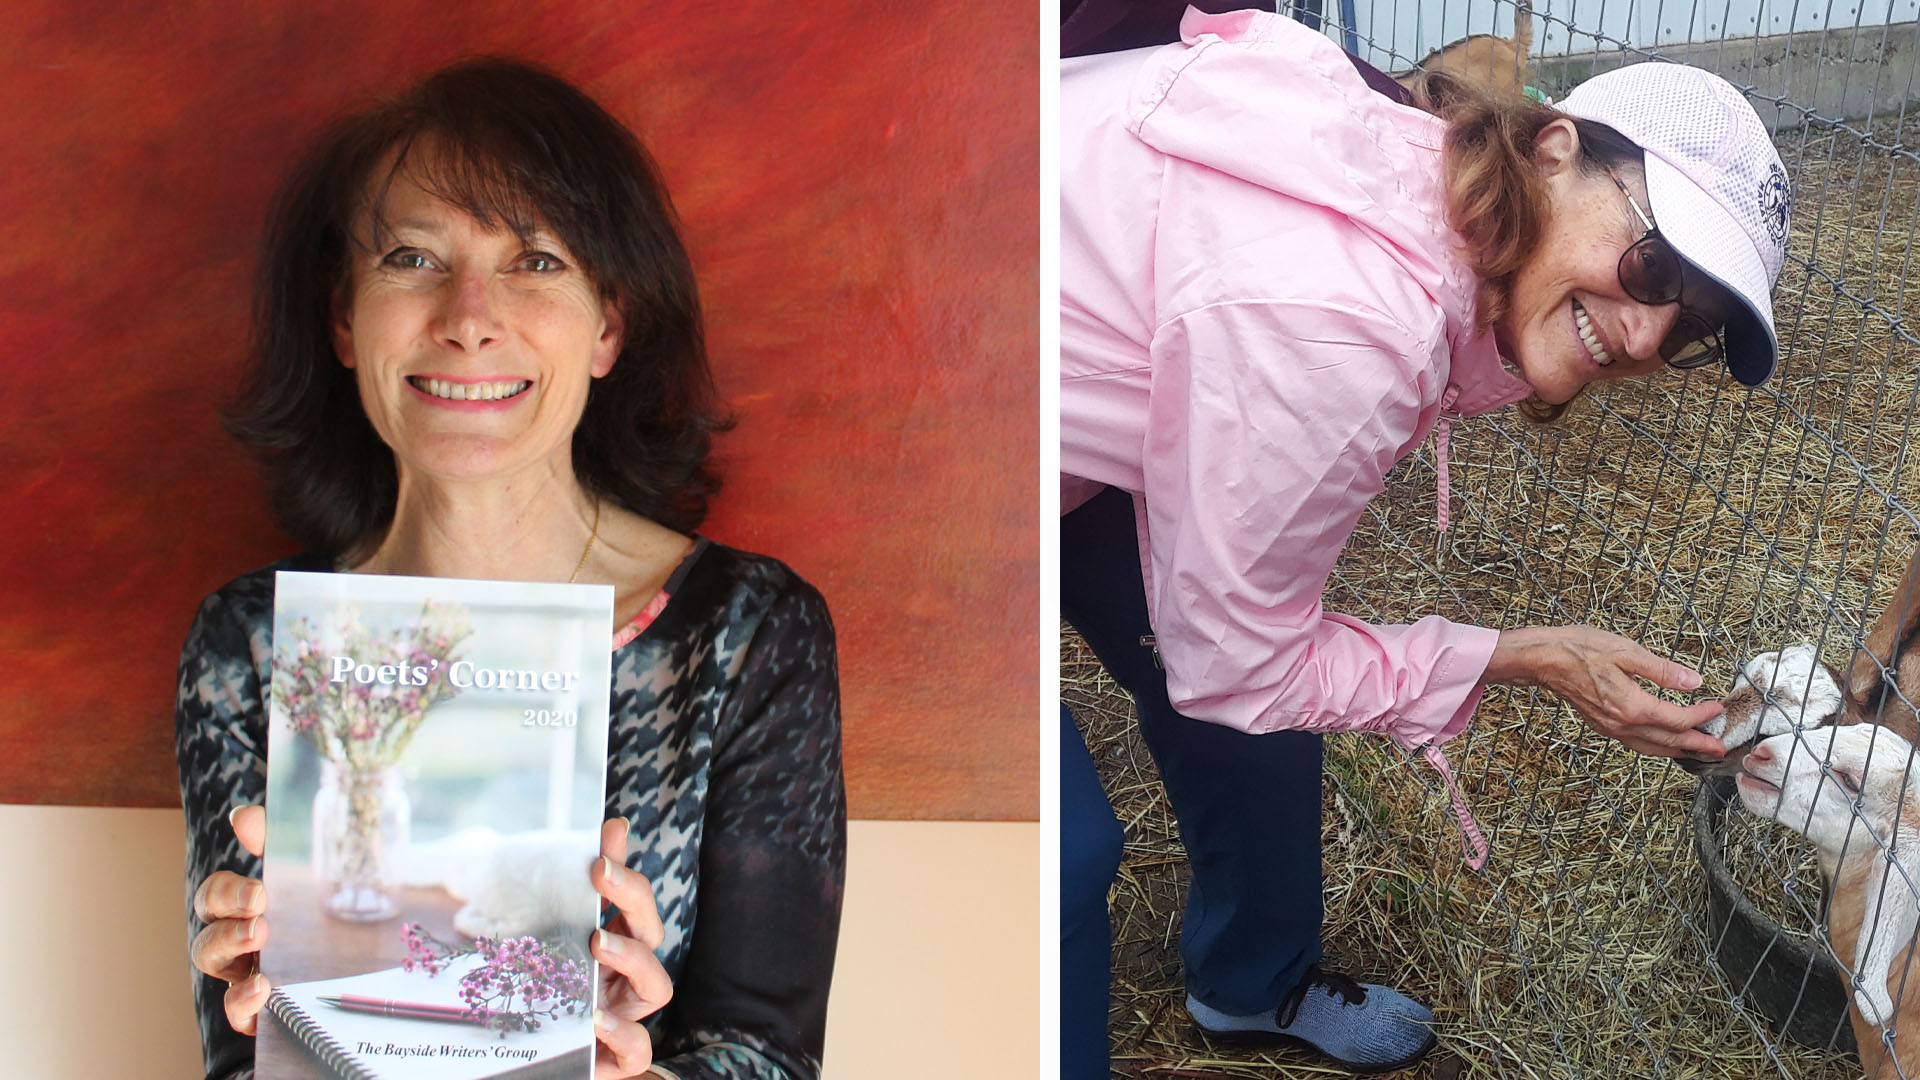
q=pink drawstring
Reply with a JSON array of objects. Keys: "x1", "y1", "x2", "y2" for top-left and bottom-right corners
[
  {"x1": 1434, "y1": 385, "x2": 1461, "y2": 535},
  {"x1": 1425, "y1": 384, "x2": 1484, "y2": 868},
  {"x1": 1422, "y1": 743, "x2": 1489, "y2": 870}
]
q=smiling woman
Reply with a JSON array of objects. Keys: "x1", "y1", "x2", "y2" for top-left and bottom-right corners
[{"x1": 180, "y1": 59, "x2": 843, "y2": 1080}]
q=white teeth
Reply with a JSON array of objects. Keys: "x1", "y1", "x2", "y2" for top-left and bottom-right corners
[
  {"x1": 412, "y1": 378, "x2": 529, "y2": 401},
  {"x1": 1573, "y1": 300, "x2": 1613, "y2": 367}
]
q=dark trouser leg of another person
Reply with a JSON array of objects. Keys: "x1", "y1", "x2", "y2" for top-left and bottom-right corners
[
  {"x1": 1060, "y1": 485, "x2": 1437, "y2": 1072},
  {"x1": 1060, "y1": 704, "x2": 1125, "y2": 1080}
]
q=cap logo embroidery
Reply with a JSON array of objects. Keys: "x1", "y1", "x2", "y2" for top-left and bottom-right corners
[{"x1": 1761, "y1": 163, "x2": 1792, "y2": 246}]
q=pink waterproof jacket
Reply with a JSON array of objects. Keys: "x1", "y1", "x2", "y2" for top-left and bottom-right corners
[{"x1": 1061, "y1": 8, "x2": 1534, "y2": 859}]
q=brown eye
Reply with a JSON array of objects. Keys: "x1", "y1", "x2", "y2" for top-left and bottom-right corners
[{"x1": 1834, "y1": 768, "x2": 1862, "y2": 795}]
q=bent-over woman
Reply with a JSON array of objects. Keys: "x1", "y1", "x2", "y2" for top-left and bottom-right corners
[{"x1": 1060, "y1": 8, "x2": 1791, "y2": 1076}]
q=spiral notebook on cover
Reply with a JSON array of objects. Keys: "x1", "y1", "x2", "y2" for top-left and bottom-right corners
[
  {"x1": 266, "y1": 957, "x2": 592, "y2": 1080},
  {"x1": 257, "y1": 571, "x2": 614, "y2": 1080}
]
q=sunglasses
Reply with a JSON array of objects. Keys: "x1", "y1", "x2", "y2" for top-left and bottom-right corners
[{"x1": 1604, "y1": 166, "x2": 1727, "y2": 370}]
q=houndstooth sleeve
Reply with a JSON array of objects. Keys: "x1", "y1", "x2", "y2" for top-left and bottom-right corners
[
  {"x1": 174, "y1": 572, "x2": 275, "y2": 1080},
  {"x1": 647, "y1": 570, "x2": 847, "y2": 1080}
]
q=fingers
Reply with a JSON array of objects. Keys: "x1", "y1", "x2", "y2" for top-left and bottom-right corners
[
  {"x1": 595, "y1": 857, "x2": 665, "y2": 951},
  {"x1": 193, "y1": 870, "x2": 265, "y2": 925},
  {"x1": 1617, "y1": 723, "x2": 1727, "y2": 760},
  {"x1": 1604, "y1": 697, "x2": 1728, "y2": 759},
  {"x1": 593, "y1": 1006, "x2": 654, "y2": 1079},
  {"x1": 191, "y1": 910, "x2": 269, "y2": 984},
  {"x1": 224, "y1": 972, "x2": 272, "y2": 1036},
  {"x1": 596, "y1": 818, "x2": 664, "y2": 951},
  {"x1": 230, "y1": 804, "x2": 266, "y2": 858},
  {"x1": 593, "y1": 925, "x2": 673, "y2": 1021},
  {"x1": 1610, "y1": 637, "x2": 1704, "y2": 693},
  {"x1": 600, "y1": 816, "x2": 630, "y2": 865},
  {"x1": 194, "y1": 810, "x2": 273, "y2": 1021}
]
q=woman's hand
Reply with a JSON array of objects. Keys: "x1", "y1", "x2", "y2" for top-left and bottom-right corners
[
  {"x1": 189, "y1": 804, "x2": 271, "y2": 1035},
  {"x1": 1486, "y1": 625, "x2": 1728, "y2": 759},
  {"x1": 590, "y1": 817, "x2": 674, "y2": 1079}
]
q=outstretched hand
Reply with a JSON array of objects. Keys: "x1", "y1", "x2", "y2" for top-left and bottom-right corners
[
  {"x1": 590, "y1": 817, "x2": 674, "y2": 1079},
  {"x1": 189, "y1": 804, "x2": 271, "y2": 1034},
  {"x1": 1486, "y1": 625, "x2": 1727, "y2": 759}
]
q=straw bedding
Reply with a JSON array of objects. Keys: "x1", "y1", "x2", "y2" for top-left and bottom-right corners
[{"x1": 1066, "y1": 111, "x2": 1920, "y2": 1078}]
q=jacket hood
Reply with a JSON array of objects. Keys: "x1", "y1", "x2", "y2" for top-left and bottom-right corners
[{"x1": 1128, "y1": 8, "x2": 1531, "y2": 417}]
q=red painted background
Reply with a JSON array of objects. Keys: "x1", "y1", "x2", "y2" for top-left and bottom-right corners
[{"x1": 0, "y1": 2, "x2": 1038, "y2": 819}]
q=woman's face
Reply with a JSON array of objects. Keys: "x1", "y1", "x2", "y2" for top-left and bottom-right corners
[
  {"x1": 1494, "y1": 120, "x2": 1721, "y2": 405},
  {"x1": 332, "y1": 167, "x2": 621, "y2": 485}
]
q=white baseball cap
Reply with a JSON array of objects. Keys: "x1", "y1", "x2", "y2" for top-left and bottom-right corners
[{"x1": 1558, "y1": 62, "x2": 1793, "y2": 387}]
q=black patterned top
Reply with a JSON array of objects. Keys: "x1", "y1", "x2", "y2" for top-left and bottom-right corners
[{"x1": 175, "y1": 540, "x2": 846, "y2": 1080}]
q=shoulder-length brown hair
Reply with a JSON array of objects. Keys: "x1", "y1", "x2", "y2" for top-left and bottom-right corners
[
  {"x1": 1410, "y1": 71, "x2": 1644, "y2": 422},
  {"x1": 225, "y1": 58, "x2": 729, "y2": 558}
]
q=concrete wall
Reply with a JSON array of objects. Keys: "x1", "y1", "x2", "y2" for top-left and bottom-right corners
[{"x1": 1531, "y1": 22, "x2": 1920, "y2": 129}]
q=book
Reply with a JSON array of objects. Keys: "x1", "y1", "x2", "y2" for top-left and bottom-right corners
[{"x1": 259, "y1": 571, "x2": 614, "y2": 1080}]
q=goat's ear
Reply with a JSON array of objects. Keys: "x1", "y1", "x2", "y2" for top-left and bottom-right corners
[{"x1": 1850, "y1": 546, "x2": 1920, "y2": 706}]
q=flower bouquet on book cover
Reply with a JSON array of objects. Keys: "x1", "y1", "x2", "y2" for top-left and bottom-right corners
[{"x1": 260, "y1": 571, "x2": 614, "y2": 1080}]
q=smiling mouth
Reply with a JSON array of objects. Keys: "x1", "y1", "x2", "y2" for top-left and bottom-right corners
[
  {"x1": 408, "y1": 377, "x2": 531, "y2": 402},
  {"x1": 1572, "y1": 299, "x2": 1614, "y2": 368}
]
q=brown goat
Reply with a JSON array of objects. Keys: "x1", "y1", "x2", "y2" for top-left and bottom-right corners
[{"x1": 1396, "y1": 1, "x2": 1534, "y2": 98}]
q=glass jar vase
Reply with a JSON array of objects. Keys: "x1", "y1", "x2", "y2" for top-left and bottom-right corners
[{"x1": 310, "y1": 761, "x2": 410, "y2": 921}]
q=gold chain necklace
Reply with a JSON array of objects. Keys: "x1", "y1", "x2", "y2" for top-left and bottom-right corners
[{"x1": 568, "y1": 499, "x2": 601, "y2": 584}]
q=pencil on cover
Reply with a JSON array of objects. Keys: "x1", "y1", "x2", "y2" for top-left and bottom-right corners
[{"x1": 318, "y1": 994, "x2": 487, "y2": 1026}]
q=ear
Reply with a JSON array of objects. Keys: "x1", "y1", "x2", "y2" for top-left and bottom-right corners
[
  {"x1": 1853, "y1": 829, "x2": 1920, "y2": 1026},
  {"x1": 590, "y1": 297, "x2": 625, "y2": 379},
  {"x1": 1532, "y1": 118, "x2": 1582, "y2": 180},
  {"x1": 331, "y1": 283, "x2": 357, "y2": 370},
  {"x1": 1851, "y1": 546, "x2": 1920, "y2": 710},
  {"x1": 1753, "y1": 644, "x2": 1845, "y2": 737}
]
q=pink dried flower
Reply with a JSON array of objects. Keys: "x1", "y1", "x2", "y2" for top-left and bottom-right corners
[{"x1": 398, "y1": 924, "x2": 590, "y2": 1035}]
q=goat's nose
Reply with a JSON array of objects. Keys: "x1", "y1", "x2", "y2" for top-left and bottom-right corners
[{"x1": 1746, "y1": 743, "x2": 1776, "y2": 767}]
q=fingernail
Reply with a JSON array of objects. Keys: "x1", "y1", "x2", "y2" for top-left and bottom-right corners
[
  {"x1": 598, "y1": 856, "x2": 616, "y2": 882},
  {"x1": 227, "y1": 805, "x2": 244, "y2": 829},
  {"x1": 594, "y1": 1008, "x2": 615, "y2": 1034},
  {"x1": 245, "y1": 881, "x2": 264, "y2": 911},
  {"x1": 593, "y1": 928, "x2": 617, "y2": 955},
  {"x1": 243, "y1": 917, "x2": 258, "y2": 943}
]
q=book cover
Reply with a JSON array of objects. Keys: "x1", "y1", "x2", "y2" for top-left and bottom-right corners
[{"x1": 257, "y1": 571, "x2": 614, "y2": 1080}]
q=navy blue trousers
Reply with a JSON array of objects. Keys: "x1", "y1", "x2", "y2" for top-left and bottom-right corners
[{"x1": 1060, "y1": 485, "x2": 1325, "y2": 1078}]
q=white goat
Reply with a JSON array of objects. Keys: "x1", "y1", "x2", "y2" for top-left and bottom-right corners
[
  {"x1": 1739, "y1": 723, "x2": 1920, "y2": 1074},
  {"x1": 1689, "y1": 644, "x2": 1849, "y2": 776}
]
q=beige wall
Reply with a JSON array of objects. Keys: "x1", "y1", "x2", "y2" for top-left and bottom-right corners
[{"x1": 0, "y1": 807, "x2": 1037, "y2": 1079}]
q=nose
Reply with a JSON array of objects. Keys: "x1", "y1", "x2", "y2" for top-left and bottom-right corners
[
  {"x1": 1622, "y1": 301, "x2": 1683, "y2": 365},
  {"x1": 1745, "y1": 742, "x2": 1776, "y2": 768},
  {"x1": 436, "y1": 270, "x2": 504, "y2": 353}
]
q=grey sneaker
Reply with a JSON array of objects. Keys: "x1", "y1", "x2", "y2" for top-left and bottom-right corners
[{"x1": 1188, "y1": 965, "x2": 1437, "y2": 1074}]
